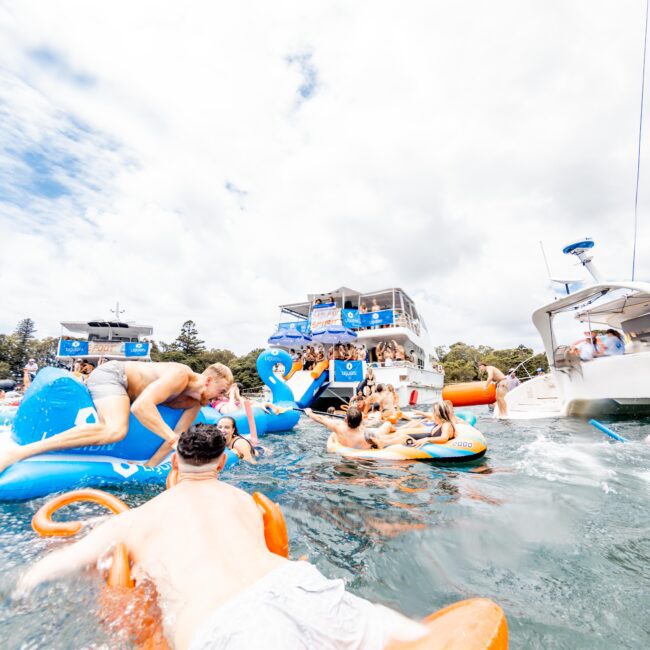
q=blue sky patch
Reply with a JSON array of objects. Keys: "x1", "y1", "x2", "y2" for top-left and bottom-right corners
[
  {"x1": 286, "y1": 51, "x2": 318, "y2": 103},
  {"x1": 28, "y1": 46, "x2": 95, "y2": 87}
]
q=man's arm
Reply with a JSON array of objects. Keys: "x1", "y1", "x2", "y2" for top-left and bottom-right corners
[
  {"x1": 130, "y1": 367, "x2": 192, "y2": 443},
  {"x1": 145, "y1": 403, "x2": 201, "y2": 467},
  {"x1": 15, "y1": 512, "x2": 130, "y2": 597},
  {"x1": 303, "y1": 408, "x2": 340, "y2": 433}
]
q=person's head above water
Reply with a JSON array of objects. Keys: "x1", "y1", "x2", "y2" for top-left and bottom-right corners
[
  {"x1": 432, "y1": 401, "x2": 454, "y2": 424},
  {"x1": 177, "y1": 423, "x2": 227, "y2": 472},
  {"x1": 200, "y1": 363, "x2": 234, "y2": 403},
  {"x1": 345, "y1": 406, "x2": 363, "y2": 429},
  {"x1": 216, "y1": 416, "x2": 237, "y2": 444}
]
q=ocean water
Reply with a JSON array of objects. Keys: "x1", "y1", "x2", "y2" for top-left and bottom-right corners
[{"x1": 1, "y1": 410, "x2": 649, "y2": 648}]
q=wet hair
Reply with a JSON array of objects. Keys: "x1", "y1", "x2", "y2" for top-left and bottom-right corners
[
  {"x1": 432, "y1": 401, "x2": 455, "y2": 425},
  {"x1": 177, "y1": 423, "x2": 226, "y2": 466},
  {"x1": 345, "y1": 406, "x2": 363, "y2": 429},
  {"x1": 327, "y1": 406, "x2": 336, "y2": 414},
  {"x1": 376, "y1": 384, "x2": 384, "y2": 393}
]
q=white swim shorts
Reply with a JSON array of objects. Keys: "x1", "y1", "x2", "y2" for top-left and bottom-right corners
[
  {"x1": 86, "y1": 360, "x2": 128, "y2": 401},
  {"x1": 189, "y1": 561, "x2": 426, "y2": 650}
]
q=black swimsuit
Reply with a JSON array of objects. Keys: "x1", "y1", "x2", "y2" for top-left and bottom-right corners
[{"x1": 230, "y1": 434, "x2": 256, "y2": 458}]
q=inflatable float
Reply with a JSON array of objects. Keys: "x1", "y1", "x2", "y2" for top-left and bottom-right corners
[
  {"x1": 442, "y1": 381, "x2": 496, "y2": 407},
  {"x1": 327, "y1": 414, "x2": 487, "y2": 463},
  {"x1": 30, "y1": 488, "x2": 508, "y2": 649},
  {"x1": 0, "y1": 349, "x2": 299, "y2": 501}
]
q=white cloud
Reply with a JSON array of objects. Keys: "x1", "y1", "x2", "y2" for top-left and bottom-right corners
[{"x1": 0, "y1": 1, "x2": 649, "y2": 354}]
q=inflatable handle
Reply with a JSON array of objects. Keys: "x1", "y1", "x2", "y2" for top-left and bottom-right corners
[
  {"x1": 32, "y1": 489, "x2": 129, "y2": 537},
  {"x1": 386, "y1": 598, "x2": 508, "y2": 649},
  {"x1": 253, "y1": 492, "x2": 289, "y2": 558}
]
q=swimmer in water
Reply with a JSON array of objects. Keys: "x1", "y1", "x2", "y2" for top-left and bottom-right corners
[
  {"x1": 0, "y1": 361, "x2": 233, "y2": 475},
  {"x1": 304, "y1": 406, "x2": 414, "y2": 450},
  {"x1": 15, "y1": 424, "x2": 428, "y2": 649},
  {"x1": 216, "y1": 416, "x2": 257, "y2": 462}
]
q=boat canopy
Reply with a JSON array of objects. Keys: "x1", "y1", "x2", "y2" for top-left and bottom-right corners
[
  {"x1": 532, "y1": 281, "x2": 650, "y2": 356},
  {"x1": 60, "y1": 321, "x2": 153, "y2": 340}
]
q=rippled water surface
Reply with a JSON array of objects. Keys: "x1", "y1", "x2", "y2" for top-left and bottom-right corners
[{"x1": 1, "y1": 410, "x2": 650, "y2": 648}]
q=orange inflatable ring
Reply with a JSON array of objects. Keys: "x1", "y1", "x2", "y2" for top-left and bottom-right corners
[
  {"x1": 382, "y1": 409, "x2": 403, "y2": 425},
  {"x1": 386, "y1": 598, "x2": 508, "y2": 649}
]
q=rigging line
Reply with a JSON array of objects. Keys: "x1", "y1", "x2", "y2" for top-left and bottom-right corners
[{"x1": 632, "y1": 0, "x2": 650, "y2": 281}]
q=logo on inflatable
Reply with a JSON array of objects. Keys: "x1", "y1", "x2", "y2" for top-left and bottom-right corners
[
  {"x1": 74, "y1": 407, "x2": 98, "y2": 426},
  {"x1": 271, "y1": 349, "x2": 279, "y2": 356},
  {"x1": 112, "y1": 462, "x2": 139, "y2": 479}
]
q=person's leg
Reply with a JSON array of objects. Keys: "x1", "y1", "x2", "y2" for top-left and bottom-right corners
[
  {"x1": 0, "y1": 395, "x2": 131, "y2": 474},
  {"x1": 496, "y1": 384, "x2": 508, "y2": 417}
]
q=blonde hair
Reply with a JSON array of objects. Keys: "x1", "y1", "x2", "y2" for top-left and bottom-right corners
[
  {"x1": 433, "y1": 401, "x2": 456, "y2": 437},
  {"x1": 203, "y1": 363, "x2": 233, "y2": 383}
]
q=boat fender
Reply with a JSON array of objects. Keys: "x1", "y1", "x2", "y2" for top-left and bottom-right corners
[
  {"x1": 409, "y1": 389, "x2": 418, "y2": 406},
  {"x1": 253, "y1": 491, "x2": 289, "y2": 558}
]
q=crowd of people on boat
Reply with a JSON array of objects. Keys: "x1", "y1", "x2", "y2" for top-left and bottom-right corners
[
  {"x1": 568, "y1": 329, "x2": 626, "y2": 361},
  {"x1": 291, "y1": 339, "x2": 424, "y2": 370}
]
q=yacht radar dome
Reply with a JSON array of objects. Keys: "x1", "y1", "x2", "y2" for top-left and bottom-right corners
[{"x1": 562, "y1": 239, "x2": 602, "y2": 283}]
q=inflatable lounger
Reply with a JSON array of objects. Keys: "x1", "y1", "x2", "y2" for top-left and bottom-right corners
[{"x1": 327, "y1": 419, "x2": 487, "y2": 463}]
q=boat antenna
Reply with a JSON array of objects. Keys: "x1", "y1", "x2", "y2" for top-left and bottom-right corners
[
  {"x1": 110, "y1": 302, "x2": 125, "y2": 322},
  {"x1": 539, "y1": 240, "x2": 552, "y2": 279},
  {"x1": 632, "y1": 0, "x2": 649, "y2": 281}
]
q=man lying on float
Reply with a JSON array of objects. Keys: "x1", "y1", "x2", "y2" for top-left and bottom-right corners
[
  {"x1": 16, "y1": 425, "x2": 427, "y2": 649},
  {"x1": 0, "y1": 361, "x2": 233, "y2": 475}
]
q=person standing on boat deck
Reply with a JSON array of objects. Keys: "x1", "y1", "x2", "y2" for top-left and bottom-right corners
[
  {"x1": 0, "y1": 361, "x2": 233, "y2": 475},
  {"x1": 505, "y1": 369, "x2": 520, "y2": 391},
  {"x1": 23, "y1": 358, "x2": 38, "y2": 385},
  {"x1": 602, "y1": 329, "x2": 626, "y2": 356},
  {"x1": 16, "y1": 425, "x2": 427, "y2": 649},
  {"x1": 478, "y1": 362, "x2": 508, "y2": 417}
]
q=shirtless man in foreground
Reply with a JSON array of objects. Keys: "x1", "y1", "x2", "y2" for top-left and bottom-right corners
[
  {"x1": 478, "y1": 362, "x2": 508, "y2": 417},
  {"x1": 304, "y1": 406, "x2": 410, "y2": 449},
  {"x1": 0, "y1": 361, "x2": 233, "y2": 474},
  {"x1": 15, "y1": 425, "x2": 426, "y2": 649}
]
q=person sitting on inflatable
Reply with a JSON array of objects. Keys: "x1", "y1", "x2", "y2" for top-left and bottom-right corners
[
  {"x1": 305, "y1": 406, "x2": 413, "y2": 450},
  {"x1": 216, "y1": 416, "x2": 257, "y2": 462},
  {"x1": 213, "y1": 382, "x2": 281, "y2": 416},
  {"x1": 15, "y1": 425, "x2": 429, "y2": 649},
  {"x1": 397, "y1": 401, "x2": 458, "y2": 447},
  {"x1": 0, "y1": 361, "x2": 233, "y2": 475}
]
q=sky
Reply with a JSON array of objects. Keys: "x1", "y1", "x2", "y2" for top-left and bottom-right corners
[{"x1": 1, "y1": 1, "x2": 649, "y2": 355}]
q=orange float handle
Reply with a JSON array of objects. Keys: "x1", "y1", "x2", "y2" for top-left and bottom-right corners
[
  {"x1": 253, "y1": 491, "x2": 289, "y2": 558},
  {"x1": 32, "y1": 489, "x2": 129, "y2": 537}
]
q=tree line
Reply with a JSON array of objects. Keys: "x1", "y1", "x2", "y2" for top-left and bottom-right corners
[
  {"x1": 0, "y1": 318, "x2": 263, "y2": 390},
  {"x1": 0, "y1": 318, "x2": 550, "y2": 387}
]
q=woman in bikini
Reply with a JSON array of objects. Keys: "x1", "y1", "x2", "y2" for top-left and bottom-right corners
[{"x1": 216, "y1": 415, "x2": 257, "y2": 462}]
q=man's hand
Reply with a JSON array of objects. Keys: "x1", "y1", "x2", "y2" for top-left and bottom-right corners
[{"x1": 304, "y1": 408, "x2": 313, "y2": 416}]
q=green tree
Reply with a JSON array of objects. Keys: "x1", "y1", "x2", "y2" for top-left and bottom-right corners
[
  {"x1": 199, "y1": 348, "x2": 237, "y2": 367},
  {"x1": 230, "y1": 348, "x2": 264, "y2": 389},
  {"x1": 0, "y1": 361, "x2": 11, "y2": 379},
  {"x1": 30, "y1": 337, "x2": 58, "y2": 368},
  {"x1": 0, "y1": 334, "x2": 14, "y2": 367},
  {"x1": 11, "y1": 318, "x2": 37, "y2": 375},
  {"x1": 173, "y1": 321, "x2": 205, "y2": 357}
]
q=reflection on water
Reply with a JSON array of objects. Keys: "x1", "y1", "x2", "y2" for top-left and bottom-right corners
[{"x1": 1, "y1": 410, "x2": 650, "y2": 648}]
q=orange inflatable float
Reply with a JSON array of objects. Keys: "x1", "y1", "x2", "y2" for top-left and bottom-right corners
[
  {"x1": 442, "y1": 381, "x2": 496, "y2": 407},
  {"x1": 31, "y1": 489, "x2": 507, "y2": 649}
]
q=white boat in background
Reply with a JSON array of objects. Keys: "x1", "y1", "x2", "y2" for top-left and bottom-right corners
[
  {"x1": 57, "y1": 304, "x2": 153, "y2": 363},
  {"x1": 271, "y1": 287, "x2": 444, "y2": 408},
  {"x1": 501, "y1": 240, "x2": 650, "y2": 418}
]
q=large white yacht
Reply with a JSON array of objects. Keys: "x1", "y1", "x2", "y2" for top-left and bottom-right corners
[
  {"x1": 270, "y1": 287, "x2": 444, "y2": 409},
  {"x1": 56, "y1": 304, "x2": 153, "y2": 362},
  {"x1": 502, "y1": 241, "x2": 650, "y2": 418}
]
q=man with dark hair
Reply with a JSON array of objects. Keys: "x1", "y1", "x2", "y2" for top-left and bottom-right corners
[
  {"x1": 17, "y1": 424, "x2": 427, "y2": 648},
  {"x1": 304, "y1": 406, "x2": 408, "y2": 450}
]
